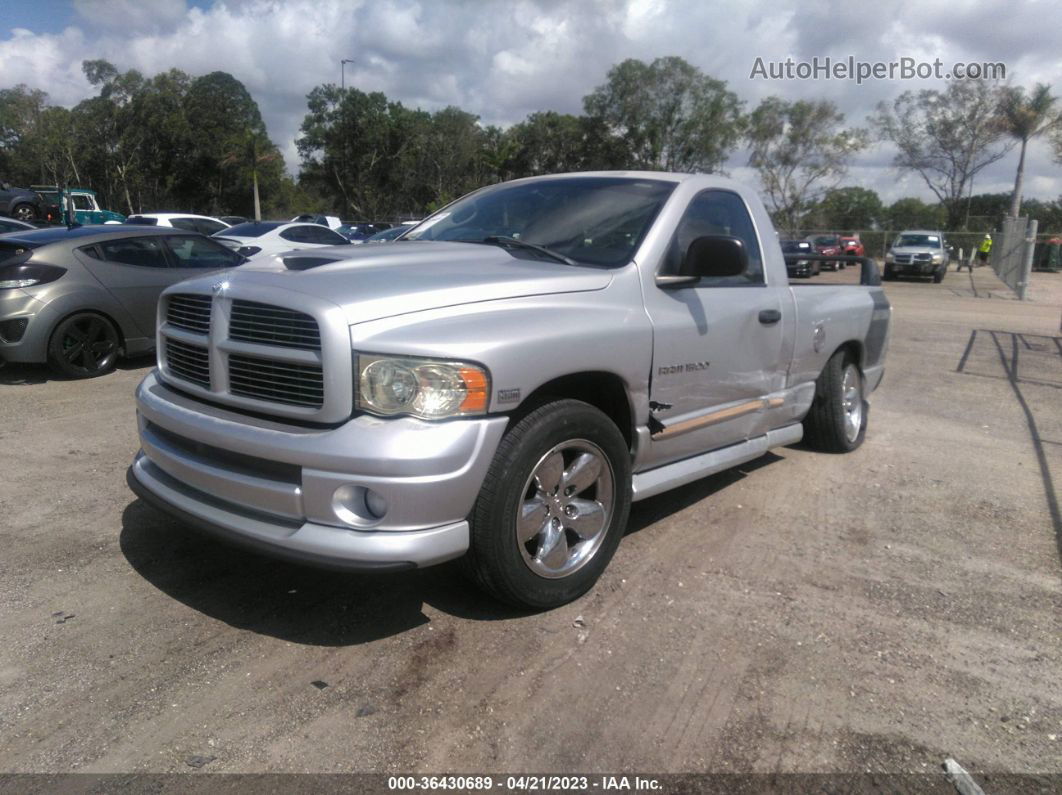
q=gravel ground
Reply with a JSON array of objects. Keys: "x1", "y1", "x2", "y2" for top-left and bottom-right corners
[{"x1": 0, "y1": 264, "x2": 1059, "y2": 780}]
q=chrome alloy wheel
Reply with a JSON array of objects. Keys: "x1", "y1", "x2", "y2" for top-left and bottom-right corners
[
  {"x1": 516, "y1": 440, "x2": 615, "y2": 579},
  {"x1": 842, "y1": 363, "x2": 863, "y2": 443}
]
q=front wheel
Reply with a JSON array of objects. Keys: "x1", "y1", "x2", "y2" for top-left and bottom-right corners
[
  {"x1": 47, "y1": 312, "x2": 121, "y2": 378},
  {"x1": 465, "y1": 400, "x2": 632, "y2": 609},
  {"x1": 804, "y1": 351, "x2": 866, "y2": 453}
]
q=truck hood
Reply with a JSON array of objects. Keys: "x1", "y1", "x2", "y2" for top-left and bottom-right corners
[{"x1": 214, "y1": 240, "x2": 613, "y2": 324}]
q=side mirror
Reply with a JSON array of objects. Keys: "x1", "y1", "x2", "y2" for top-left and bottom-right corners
[
  {"x1": 681, "y1": 235, "x2": 748, "y2": 278},
  {"x1": 657, "y1": 235, "x2": 748, "y2": 287}
]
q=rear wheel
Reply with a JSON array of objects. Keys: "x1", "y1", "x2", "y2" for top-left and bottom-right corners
[
  {"x1": 11, "y1": 203, "x2": 37, "y2": 222},
  {"x1": 465, "y1": 400, "x2": 631, "y2": 609},
  {"x1": 47, "y1": 312, "x2": 121, "y2": 378},
  {"x1": 804, "y1": 351, "x2": 866, "y2": 453}
]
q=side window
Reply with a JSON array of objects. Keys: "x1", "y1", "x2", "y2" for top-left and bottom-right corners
[
  {"x1": 194, "y1": 218, "x2": 227, "y2": 235},
  {"x1": 72, "y1": 194, "x2": 93, "y2": 210},
  {"x1": 663, "y1": 190, "x2": 764, "y2": 286},
  {"x1": 169, "y1": 217, "x2": 200, "y2": 232},
  {"x1": 307, "y1": 226, "x2": 347, "y2": 245},
  {"x1": 279, "y1": 226, "x2": 308, "y2": 243},
  {"x1": 98, "y1": 236, "x2": 169, "y2": 268},
  {"x1": 164, "y1": 235, "x2": 243, "y2": 268}
]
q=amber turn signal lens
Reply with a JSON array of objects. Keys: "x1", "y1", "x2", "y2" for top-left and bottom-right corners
[{"x1": 459, "y1": 367, "x2": 489, "y2": 413}]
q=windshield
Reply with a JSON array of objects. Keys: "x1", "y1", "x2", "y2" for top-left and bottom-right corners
[
  {"x1": 894, "y1": 234, "x2": 940, "y2": 248},
  {"x1": 404, "y1": 177, "x2": 676, "y2": 267},
  {"x1": 781, "y1": 240, "x2": 811, "y2": 253},
  {"x1": 810, "y1": 235, "x2": 838, "y2": 246}
]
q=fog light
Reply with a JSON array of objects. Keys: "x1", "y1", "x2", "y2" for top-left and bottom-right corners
[{"x1": 331, "y1": 485, "x2": 388, "y2": 527}]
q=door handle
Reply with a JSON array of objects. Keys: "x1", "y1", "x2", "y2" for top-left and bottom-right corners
[{"x1": 758, "y1": 309, "x2": 782, "y2": 325}]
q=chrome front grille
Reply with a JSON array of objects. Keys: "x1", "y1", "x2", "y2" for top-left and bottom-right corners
[
  {"x1": 165, "y1": 338, "x2": 210, "y2": 387},
  {"x1": 158, "y1": 290, "x2": 345, "y2": 421},
  {"x1": 229, "y1": 300, "x2": 321, "y2": 350},
  {"x1": 894, "y1": 255, "x2": 911, "y2": 264},
  {"x1": 167, "y1": 294, "x2": 212, "y2": 333},
  {"x1": 229, "y1": 354, "x2": 324, "y2": 408}
]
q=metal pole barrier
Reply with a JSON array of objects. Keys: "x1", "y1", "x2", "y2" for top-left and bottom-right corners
[{"x1": 1018, "y1": 219, "x2": 1037, "y2": 300}]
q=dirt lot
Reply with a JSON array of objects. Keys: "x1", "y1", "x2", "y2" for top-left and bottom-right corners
[{"x1": 0, "y1": 264, "x2": 1059, "y2": 780}]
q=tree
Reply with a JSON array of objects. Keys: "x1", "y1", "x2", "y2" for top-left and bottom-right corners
[
  {"x1": 583, "y1": 56, "x2": 742, "y2": 172},
  {"x1": 746, "y1": 97, "x2": 867, "y2": 231},
  {"x1": 998, "y1": 83, "x2": 1059, "y2": 217},
  {"x1": 221, "y1": 131, "x2": 282, "y2": 220},
  {"x1": 884, "y1": 197, "x2": 945, "y2": 231},
  {"x1": 804, "y1": 186, "x2": 883, "y2": 230},
  {"x1": 871, "y1": 81, "x2": 1010, "y2": 229}
]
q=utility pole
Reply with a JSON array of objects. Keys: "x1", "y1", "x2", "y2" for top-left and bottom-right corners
[{"x1": 340, "y1": 58, "x2": 355, "y2": 218}]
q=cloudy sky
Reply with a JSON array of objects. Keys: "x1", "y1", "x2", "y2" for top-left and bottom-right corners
[{"x1": 2, "y1": 0, "x2": 1061, "y2": 203}]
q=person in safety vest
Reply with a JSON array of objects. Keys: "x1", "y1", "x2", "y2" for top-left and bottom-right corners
[{"x1": 977, "y1": 234, "x2": 992, "y2": 265}]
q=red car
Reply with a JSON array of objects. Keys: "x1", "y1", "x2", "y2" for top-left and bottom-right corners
[
  {"x1": 839, "y1": 236, "x2": 865, "y2": 257},
  {"x1": 806, "y1": 234, "x2": 846, "y2": 271}
]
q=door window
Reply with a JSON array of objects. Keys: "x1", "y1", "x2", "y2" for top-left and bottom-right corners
[
  {"x1": 305, "y1": 226, "x2": 348, "y2": 245},
  {"x1": 72, "y1": 194, "x2": 94, "y2": 210},
  {"x1": 662, "y1": 190, "x2": 764, "y2": 286},
  {"x1": 164, "y1": 235, "x2": 243, "y2": 268},
  {"x1": 98, "y1": 237, "x2": 168, "y2": 267}
]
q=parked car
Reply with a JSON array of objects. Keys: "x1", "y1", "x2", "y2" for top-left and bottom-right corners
[
  {"x1": 128, "y1": 171, "x2": 891, "y2": 608},
  {"x1": 212, "y1": 221, "x2": 352, "y2": 258},
  {"x1": 31, "y1": 186, "x2": 125, "y2": 225},
  {"x1": 291, "y1": 214, "x2": 342, "y2": 230},
  {"x1": 0, "y1": 217, "x2": 39, "y2": 235},
  {"x1": 780, "y1": 239, "x2": 820, "y2": 278},
  {"x1": 839, "y1": 235, "x2": 865, "y2": 257},
  {"x1": 806, "y1": 234, "x2": 846, "y2": 270},
  {"x1": 126, "y1": 213, "x2": 230, "y2": 236},
  {"x1": 0, "y1": 182, "x2": 46, "y2": 222},
  {"x1": 883, "y1": 231, "x2": 948, "y2": 283},
  {"x1": 363, "y1": 225, "x2": 409, "y2": 243},
  {"x1": 0, "y1": 226, "x2": 245, "y2": 377}
]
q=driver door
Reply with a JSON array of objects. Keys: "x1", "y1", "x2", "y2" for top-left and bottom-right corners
[{"x1": 641, "y1": 190, "x2": 790, "y2": 469}]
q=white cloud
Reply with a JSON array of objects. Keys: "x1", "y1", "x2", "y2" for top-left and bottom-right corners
[{"x1": 1, "y1": 0, "x2": 1059, "y2": 205}]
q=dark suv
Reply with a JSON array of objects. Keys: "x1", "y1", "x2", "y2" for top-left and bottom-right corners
[{"x1": 0, "y1": 182, "x2": 45, "y2": 223}]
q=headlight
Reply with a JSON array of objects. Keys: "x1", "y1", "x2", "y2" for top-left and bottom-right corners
[
  {"x1": 885, "y1": 252, "x2": 894, "y2": 262},
  {"x1": 932, "y1": 254, "x2": 943, "y2": 263},
  {"x1": 356, "y1": 354, "x2": 490, "y2": 419}
]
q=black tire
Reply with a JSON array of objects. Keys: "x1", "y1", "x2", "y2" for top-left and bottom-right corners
[
  {"x1": 932, "y1": 268, "x2": 944, "y2": 283},
  {"x1": 465, "y1": 399, "x2": 632, "y2": 609},
  {"x1": 47, "y1": 312, "x2": 121, "y2": 378},
  {"x1": 883, "y1": 268, "x2": 895, "y2": 281},
  {"x1": 11, "y1": 203, "x2": 37, "y2": 222},
  {"x1": 804, "y1": 350, "x2": 867, "y2": 454}
]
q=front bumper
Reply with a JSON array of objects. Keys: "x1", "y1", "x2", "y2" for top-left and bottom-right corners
[
  {"x1": 886, "y1": 261, "x2": 940, "y2": 275},
  {"x1": 129, "y1": 371, "x2": 509, "y2": 569},
  {"x1": 0, "y1": 288, "x2": 49, "y2": 363}
]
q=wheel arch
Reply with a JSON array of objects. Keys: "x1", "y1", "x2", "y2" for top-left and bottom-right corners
[{"x1": 505, "y1": 371, "x2": 635, "y2": 452}]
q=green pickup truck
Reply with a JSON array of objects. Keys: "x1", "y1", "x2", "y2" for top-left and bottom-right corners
[{"x1": 31, "y1": 186, "x2": 125, "y2": 225}]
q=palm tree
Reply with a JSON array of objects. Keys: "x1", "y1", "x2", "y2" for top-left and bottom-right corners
[
  {"x1": 998, "y1": 84, "x2": 1059, "y2": 217},
  {"x1": 221, "y1": 130, "x2": 280, "y2": 220}
]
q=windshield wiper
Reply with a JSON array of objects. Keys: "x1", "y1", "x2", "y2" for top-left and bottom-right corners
[{"x1": 478, "y1": 235, "x2": 578, "y2": 266}]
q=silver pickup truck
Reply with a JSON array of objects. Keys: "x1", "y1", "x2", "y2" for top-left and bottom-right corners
[{"x1": 128, "y1": 172, "x2": 890, "y2": 608}]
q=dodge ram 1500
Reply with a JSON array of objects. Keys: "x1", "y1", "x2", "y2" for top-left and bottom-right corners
[{"x1": 127, "y1": 172, "x2": 891, "y2": 608}]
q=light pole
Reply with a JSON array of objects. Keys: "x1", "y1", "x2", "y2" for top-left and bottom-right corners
[
  {"x1": 341, "y1": 58, "x2": 354, "y2": 91},
  {"x1": 340, "y1": 59, "x2": 354, "y2": 218}
]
